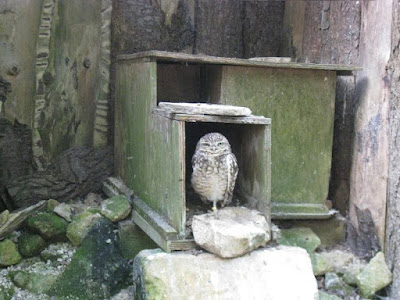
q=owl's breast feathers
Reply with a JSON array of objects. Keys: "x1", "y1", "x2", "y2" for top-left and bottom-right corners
[{"x1": 191, "y1": 151, "x2": 238, "y2": 205}]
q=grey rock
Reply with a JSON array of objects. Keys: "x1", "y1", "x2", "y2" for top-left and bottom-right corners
[
  {"x1": 319, "y1": 250, "x2": 359, "y2": 274},
  {"x1": 270, "y1": 222, "x2": 281, "y2": 242},
  {"x1": 192, "y1": 207, "x2": 270, "y2": 258},
  {"x1": 84, "y1": 192, "x2": 103, "y2": 207},
  {"x1": 53, "y1": 203, "x2": 73, "y2": 222},
  {"x1": 356, "y1": 252, "x2": 392, "y2": 298},
  {"x1": 133, "y1": 246, "x2": 318, "y2": 300},
  {"x1": 343, "y1": 262, "x2": 365, "y2": 286},
  {"x1": 325, "y1": 272, "x2": 354, "y2": 298}
]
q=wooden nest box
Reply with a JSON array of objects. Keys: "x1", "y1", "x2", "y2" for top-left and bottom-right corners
[
  {"x1": 115, "y1": 51, "x2": 358, "y2": 252},
  {"x1": 115, "y1": 52, "x2": 271, "y2": 252}
]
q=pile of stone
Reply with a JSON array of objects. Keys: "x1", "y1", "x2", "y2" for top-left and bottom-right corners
[
  {"x1": 276, "y1": 226, "x2": 393, "y2": 299},
  {"x1": 133, "y1": 207, "x2": 320, "y2": 300},
  {"x1": 0, "y1": 193, "x2": 139, "y2": 299}
]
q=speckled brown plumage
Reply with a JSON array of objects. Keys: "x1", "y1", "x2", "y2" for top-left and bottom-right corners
[{"x1": 191, "y1": 132, "x2": 238, "y2": 210}]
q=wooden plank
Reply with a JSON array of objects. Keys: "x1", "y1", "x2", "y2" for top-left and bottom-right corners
[
  {"x1": 102, "y1": 177, "x2": 134, "y2": 199},
  {"x1": 237, "y1": 125, "x2": 271, "y2": 225},
  {"x1": 115, "y1": 60, "x2": 186, "y2": 234},
  {"x1": 158, "y1": 102, "x2": 251, "y2": 116},
  {"x1": 132, "y1": 211, "x2": 170, "y2": 252},
  {"x1": 116, "y1": 50, "x2": 361, "y2": 75},
  {"x1": 133, "y1": 197, "x2": 178, "y2": 240},
  {"x1": 169, "y1": 239, "x2": 197, "y2": 251},
  {"x1": 152, "y1": 108, "x2": 271, "y2": 125},
  {"x1": 221, "y1": 65, "x2": 334, "y2": 217}
]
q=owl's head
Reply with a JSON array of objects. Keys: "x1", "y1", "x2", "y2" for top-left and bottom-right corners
[{"x1": 195, "y1": 132, "x2": 232, "y2": 155}]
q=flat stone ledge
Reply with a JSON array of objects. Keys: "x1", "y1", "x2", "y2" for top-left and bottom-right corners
[{"x1": 133, "y1": 246, "x2": 318, "y2": 300}]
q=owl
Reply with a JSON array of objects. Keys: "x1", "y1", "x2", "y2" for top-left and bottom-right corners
[{"x1": 191, "y1": 132, "x2": 238, "y2": 211}]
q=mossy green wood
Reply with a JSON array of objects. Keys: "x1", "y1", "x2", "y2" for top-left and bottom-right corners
[
  {"x1": 220, "y1": 66, "x2": 336, "y2": 217},
  {"x1": 238, "y1": 125, "x2": 271, "y2": 225},
  {"x1": 115, "y1": 61, "x2": 185, "y2": 234}
]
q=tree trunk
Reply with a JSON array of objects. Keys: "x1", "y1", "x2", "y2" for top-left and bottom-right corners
[
  {"x1": 386, "y1": 1, "x2": 400, "y2": 298},
  {"x1": 1, "y1": 147, "x2": 113, "y2": 210}
]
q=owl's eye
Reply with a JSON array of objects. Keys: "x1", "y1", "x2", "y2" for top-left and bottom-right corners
[
  {"x1": 217, "y1": 142, "x2": 223, "y2": 146},
  {"x1": 202, "y1": 142, "x2": 210, "y2": 147}
]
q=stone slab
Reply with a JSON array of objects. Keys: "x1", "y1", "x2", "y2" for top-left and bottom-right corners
[
  {"x1": 192, "y1": 207, "x2": 270, "y2": 258},
  {"x1": 133, "y1": 246, "x2": 318, "y2": 300}
]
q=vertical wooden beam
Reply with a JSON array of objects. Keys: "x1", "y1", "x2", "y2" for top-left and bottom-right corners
[{"x1": 348, "y1": 0, "x2": 393, "y2": 252}]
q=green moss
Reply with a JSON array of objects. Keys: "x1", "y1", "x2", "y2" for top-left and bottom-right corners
[
  {"x1": 310, "y1": 253, "x2": 333, "y2": 276},
  {"x1": 118, "y1": 222, "x2": 157, "y2": 260},
  {"x1": 48, "y1": 218, "x2": 130, "y2": 299},
  {"x1": 18, "y1": 232, "x2": 47, "y2": 257},
  {"x1": 9, "y1": 270, "x2": 29, "y2": 289},
  {"x1": 26, "y1": 212, "x2": 68, "y2": 241},
  {"x1": 0, "y1": 239, "x2": 22, "y2": 267},
  {"x1": 27, "y1": 273, "x2": 58, "y2": 294},
  {"x1": 278, "y1": 227, "x2": 321, "y2": 254},
  {"x1": 26, "y1": 212, "x2": 68, "y2": 240},
  {"x1": 100, "y1": 195, "x2": 131, "y2": 222},
  {"x1": 66, "y1": 211, "x2": 103, "y2": 246},
  {"x1": 46, "y1": 199, "x2": 60, "y2": 212}
]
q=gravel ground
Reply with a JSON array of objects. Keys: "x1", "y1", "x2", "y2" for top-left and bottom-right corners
[{"x1": 0, "y1": 243, "x2": 75, "y2": 300}]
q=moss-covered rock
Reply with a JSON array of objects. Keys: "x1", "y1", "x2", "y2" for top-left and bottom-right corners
[
  {"x1": 27, "y1": 272, "x2": 58, "y2": 294},
  {"x1": 0, "y1": 210, "x2": 10, "y2": 227},
  {"x1": 310, "y1": 253, "x2": 333, "y2": 276},
  {"x1": 48, "y1": 218, "x2": 130, "y2": 299},
  {"x1": 277, "y1": 227, "x2": 321, "y2": 254},
  {"x1": 9, "y1": 270, "x2": 29, "y2": 288},
  {"x1": 356, "y1": 252, "x2": 392, "y2": 298},
  {"x1": 343, "y1": 263, "x2": 365, "y2": 286},
  {"x1": 26, "y1": 212, "x2": 68, "y2": 241},
  {"x1": 0, "y1": 239, "x2": 22, "y2": 267},
  {"x1": 325, "y1": 272, "x2": 354, "y2": 298},
  {"x1": 100, "y1": 195, "x2": 131, "y2": 222},
  {"x1": 18, "y1": 232, "x2": 47, "y2": 257},
  {"x1": 66, "y1": 210, "x2": 103, "y2": 246},
  {"x1": 46, "y1": 199, "x2": 60, "y2": 212},
  {"x1": 318, "y1": 291, "x2": 343, "y2": 300}
]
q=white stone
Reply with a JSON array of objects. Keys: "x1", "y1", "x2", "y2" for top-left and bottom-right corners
[
  {"x1": 158, "y1": 102, "x2": 252, "y2": 116},
  {"x1": 192, "y1": 207, "x2": 270, "y2": 258},
  {"x1": 133, "y1": 247, "x2": 319, "y2": 300},
  {"x1": 53, "y1": 203, "x2": 73, "y2": 222}
]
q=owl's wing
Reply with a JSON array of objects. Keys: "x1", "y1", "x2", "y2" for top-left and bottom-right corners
[{"x1": 222, "y1": 153, "x2": 238, "y2": 207}]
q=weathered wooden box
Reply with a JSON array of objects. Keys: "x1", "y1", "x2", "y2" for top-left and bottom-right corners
[{"x1": 115, "y1": 53, "x2": 271, "y2": 251}]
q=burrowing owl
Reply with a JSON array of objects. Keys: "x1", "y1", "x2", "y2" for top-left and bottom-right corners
[{"x1": 191, "y1": 132, "x2": 238, "y2": 211}]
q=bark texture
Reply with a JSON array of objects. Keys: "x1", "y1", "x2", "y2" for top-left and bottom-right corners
[
  {"x1": 386, "y1": 0, "x2": 400, "y2": 298},
  {"x1": 1, "y1": 147, "x2": 113, "y2": 209},
  {"x1": 112, "y1": 0, "x2": 284, "y2": 58}
]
